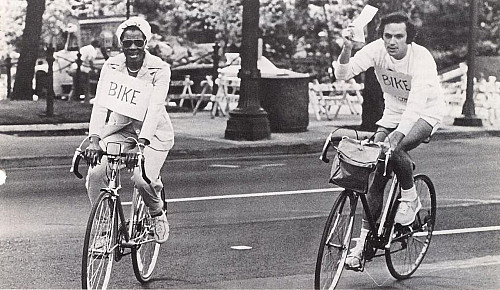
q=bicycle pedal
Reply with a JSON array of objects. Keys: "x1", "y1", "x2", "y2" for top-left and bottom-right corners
[
  {"x1": 345, "y1": 263, "x2": 365, "y2": 272},
  {"x1": 114, "y1": 250, "x2": 124, "y2": 262},
  {"x1": 364, "y1": 247, "x2": 377, "y2": 261}
]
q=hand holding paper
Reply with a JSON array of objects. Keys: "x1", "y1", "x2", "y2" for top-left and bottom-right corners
[{"x1": 346, "y1": 5, "x2": 378, "y2": 43}]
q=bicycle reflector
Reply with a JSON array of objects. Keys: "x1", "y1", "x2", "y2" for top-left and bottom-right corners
[{"x1": 107, "y1": 142, "x2": 122, "y2": 156}]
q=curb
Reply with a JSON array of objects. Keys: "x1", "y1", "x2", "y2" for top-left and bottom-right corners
[
  {"x1": 0, "y1": 123, "x2": 89, "y2": 133},
  {"x1": 0, "y1": 142, "x2": 324, "y2": 169}
]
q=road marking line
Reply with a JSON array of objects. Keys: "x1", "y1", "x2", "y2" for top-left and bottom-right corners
[
  {"x1": 121, "y1": 188, "x2": 342, "y2": 206},
  {"x1": 420, "y1": 255, "x2": 500, "y2": 271},
  {"x1": 209, "y1": 164, "x2": 241, "y2": 168},
  {"x1": 259, "y1": 163, "x2": 286, "y2": 168},
  {"x1": 432, "y1": 225, "x2": 500, "y2": 235},
  {"x1": 231, "y1": 245, "x2": 253, "y2": 250},
  {"x1": 439, "y1": 197, "x2": 500, "y2": 207},
  {"x1": 412, "y1": 225, "x2": 500, "y2": 237},
  {"x1": 166, "y1": 188, "x2": 343, "y2": 203}
]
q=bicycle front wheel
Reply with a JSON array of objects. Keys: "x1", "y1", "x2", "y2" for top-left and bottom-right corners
[
  {"x1": 82, "y1": 191, "x2": 118, "y2": 289},
  {"x1": 131, "y1": 189, "x2": 161, "y2": 283},
  {"x1": 315, "y1": 190, "x2": 358, "y2": 290},
  {"x1": 385, "y1": 174, "x2": 437, "y2": 279}
]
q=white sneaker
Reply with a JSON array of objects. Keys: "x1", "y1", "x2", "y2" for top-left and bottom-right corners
[
  {"x1": 152, "y1": 211, "x2": 169, "y2": 244},
  {"x1": 345, "y1": 246, "x2": 363, "y2": 270},
  {"x1": 395, "y1": 196, "x2": 422, "y2": 226}
]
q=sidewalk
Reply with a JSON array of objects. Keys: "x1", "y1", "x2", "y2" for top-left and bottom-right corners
[{"x1": 1, "y1": 108, "x2": 500, "y2": 168}]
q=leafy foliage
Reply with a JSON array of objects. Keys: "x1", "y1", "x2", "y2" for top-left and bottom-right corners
[{"x1": 2, "y1": 0, "x2": 499, "y2": 70}]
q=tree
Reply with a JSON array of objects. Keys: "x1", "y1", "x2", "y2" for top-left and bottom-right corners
[
  {"x1": 12, "y1": 0, "x2": 46, "y2": 100},
  {"x1": 0, "y1": 1, "x2": 26, "y2": 60}
]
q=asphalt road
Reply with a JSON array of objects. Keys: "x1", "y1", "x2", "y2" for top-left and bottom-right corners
[{"x1": 0, "y1": 137, "x2": 499, "y2": 289}]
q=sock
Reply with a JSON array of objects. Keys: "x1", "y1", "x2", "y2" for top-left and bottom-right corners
[
  {"x1": 354, "y1": 227, "x2": 370, "y2": 250},
  {"x1": 401, "y1": 185, "x2": 417, "y2": 201}
]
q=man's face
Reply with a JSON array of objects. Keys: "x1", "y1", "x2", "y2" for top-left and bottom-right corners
[
  {"x1": 121, "y1": 29, "x2": 146, "y2": 63},
  {"x1": 382, "y1": 22, "x2": 408, "y2": 60}
]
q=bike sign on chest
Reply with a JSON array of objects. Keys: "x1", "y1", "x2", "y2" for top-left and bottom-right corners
[
  {"x1": 96, "y1": 72, "x2": 153, "y2": 121},
  {"x1": 375, "y1": 66, "x2": 412, "y2": 101}
]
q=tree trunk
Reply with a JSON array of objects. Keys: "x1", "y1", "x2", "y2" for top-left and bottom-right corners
[
  {"x1": 360, "y1": 0, "x2": 384, "y2": 131},
  {"x1": 360, "y1": 68, "x2": 384, "y2": 131},
  {"x1": 12, "y1": 0, "x2": 46, "y2": 100}
]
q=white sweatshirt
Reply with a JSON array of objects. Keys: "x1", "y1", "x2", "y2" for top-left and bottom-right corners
[{"x1": 333, "y1": 39, "x2": 445, "y2": 135}]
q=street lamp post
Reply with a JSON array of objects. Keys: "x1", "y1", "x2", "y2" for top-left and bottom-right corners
[
  {"x1": 224, "y1": 0, "x2": 271, "y2": 140},
  {"x1": 46, "y1": 46, "x2": 55, "y2": 117},
  {"x1": 453, "y1": 0, "x2": 482, "y2": 127},
  {"x1": 126, "y1": 0, "x2": 131, "y2": 19}
]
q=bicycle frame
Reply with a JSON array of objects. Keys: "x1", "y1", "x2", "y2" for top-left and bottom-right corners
[
  {"x1": 72, "y1": 137, "x2": 153, "y2": 249},
  {"x1": 74, "y1": 137, "x2": 165, "y2": 288},
  {"x1": 101, "y1": 153, "x2": 132, "y2": 250},
  {"x1": 316, "y1": 132, "x2": 437, "y2": 288},
  {"x1": 102, "y1": 144, "x2": 157, "y2": 250},
  {"x1": 356, "y1": 173, "x2": 400, "y2": 252},
  {"x1": 320, "y1": 133, "x2": 401, "y2": 254}
]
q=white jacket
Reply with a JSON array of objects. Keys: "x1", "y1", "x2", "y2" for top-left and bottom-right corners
[{"x1": 89, "y1": 51, "x2": 174, "y2": 151}]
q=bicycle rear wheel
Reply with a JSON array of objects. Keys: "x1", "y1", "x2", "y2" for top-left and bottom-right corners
[
  {"x1": 385, "y1": 174, "x2": 436, "y2": 279},
  {"x1": 315, "y1": 190, "x2": 358, "y2": 290},
  {"x1": 82, "y1": 191, "x2": 118, "y2": 289},
  {"x1": 131, "y1": 188, "x2": 161, "y2": 283}
]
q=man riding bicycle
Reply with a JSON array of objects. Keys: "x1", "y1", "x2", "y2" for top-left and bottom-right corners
[
  {"x1": 332, "y1": 12, "x2": 445, "y2": 269},
  {"x1": 84, "y1": 17, "x2": 173, "y2": 244}
]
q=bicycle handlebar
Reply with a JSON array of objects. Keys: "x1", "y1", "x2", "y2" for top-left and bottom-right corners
[
  {"x1": 319, "y1": 133, "x2": 333, "y2": 163},
  {"x1": 70, "y1": 138, "x2": 151, "y2": 184},
  {"x1": 70, "y1": 148, "x2": 84, "y2": 179},
  {"x1": 319, "y1": 133, "x2": 393, "y2": 176}
]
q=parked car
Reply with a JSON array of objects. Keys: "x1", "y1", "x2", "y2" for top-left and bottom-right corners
[{"x1": 35, "y1": 48, "x2": 113, "y2": 98}]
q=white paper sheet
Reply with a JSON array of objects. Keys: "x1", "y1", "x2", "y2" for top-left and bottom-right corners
[{"x1": 349, "y1": 5, "x2": 379, "y2": 43}]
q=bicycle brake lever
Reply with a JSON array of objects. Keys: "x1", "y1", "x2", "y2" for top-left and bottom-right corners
[{"x1": 383, "y1": 149, "x2": 392, "y2": 177}]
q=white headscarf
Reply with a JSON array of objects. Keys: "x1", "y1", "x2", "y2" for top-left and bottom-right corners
[{"x1": 115, "y1": 16, "x2": 152, "y2": 45}]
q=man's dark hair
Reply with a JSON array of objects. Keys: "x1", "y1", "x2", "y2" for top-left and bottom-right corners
[
  {"x1": 91, "y1": 40, "x2": 100, "y2": 47},
  {"x1": 377, "y1": 12, "x2": 417, "y2": 44}
]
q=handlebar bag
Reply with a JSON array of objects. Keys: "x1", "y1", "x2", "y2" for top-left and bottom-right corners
[{"x1": 329, "y1": 137, "x2": 382, "y2": 193}]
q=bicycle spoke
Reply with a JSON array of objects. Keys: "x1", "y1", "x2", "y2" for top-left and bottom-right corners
[
  {"x1": 315, "y1": 192, "x2": 357, "y2": 289},
  {"x1": 385, "y1": 174, "x2": 436, "y2": 280},
  {"x1": 82, "y1": 193, "x2": 117, "y2": 289},
  {"x1": 131, "y1": 191, "x2": 161, "y2": 283}
]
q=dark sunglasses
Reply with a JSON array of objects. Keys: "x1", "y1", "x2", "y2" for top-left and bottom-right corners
[{"x1": 122, "y1": 39, "x2": 146, "y2": 48}]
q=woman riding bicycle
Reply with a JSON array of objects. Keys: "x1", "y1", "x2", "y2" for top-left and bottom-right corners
[
  {"x1": 332, "y1": 12, "x2": 445, "y2": 269},
  {"x1": 84, "y1": 16, "x2": 173, "y2": 244}
]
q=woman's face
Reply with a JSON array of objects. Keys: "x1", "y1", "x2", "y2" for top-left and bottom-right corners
[
  {"x1": 382, "y1": 22, "x2": 408, "y2": 60},
  {"x1": 121, "y1": 29, "x2": 146, "y2": 64}
]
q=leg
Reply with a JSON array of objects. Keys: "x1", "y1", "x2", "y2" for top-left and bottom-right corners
[
  {"x1": 132, "y1": 146, "x2": 169, "y2": 243},
  {"x1": 82, "y1": 72, "x2": 91, "y2": 104},
  {"x1": 86, "y1": 130, "x2": 137, "y2": 205},
  {"x1": 345, "y1": 127, "x2": 392, "y2": 269},
  {"x1": 392, "y1": 118, "x2": 433, "y2": 225},
  {"x1": 132, "y1": 146, "x2": 168, "y2": 216},
  {"x1": 86, "y1": 156, "x2": 109, "y2": 205},
  {"x1": 392, "y1": 118, "x2": 433, "y2": 190},
  {"x1": 365, "y1": 127, "x2": 393, "y2": 222}
]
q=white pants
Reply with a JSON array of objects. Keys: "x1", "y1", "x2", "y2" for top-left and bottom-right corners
[{"x1": 85, "y1": 127, "x2": 168, "y2": 216}]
